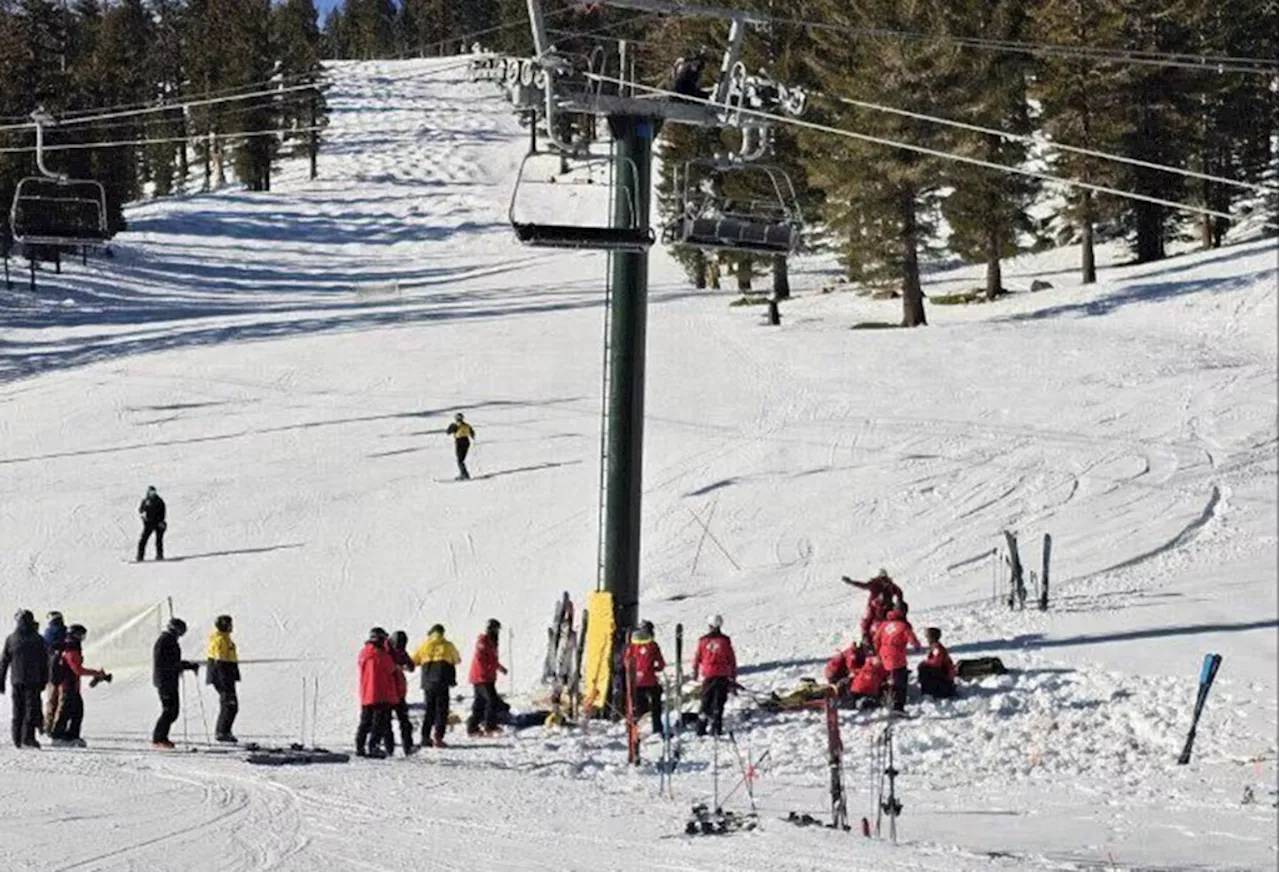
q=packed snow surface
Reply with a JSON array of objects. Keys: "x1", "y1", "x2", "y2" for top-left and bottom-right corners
[{"x1": 0, "y1": 59, "x2": 1276, "y2": 871}]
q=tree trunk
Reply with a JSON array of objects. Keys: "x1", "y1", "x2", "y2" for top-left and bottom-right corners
[
  {"x1": 771, "y1": 254, "x2": 790, "y2": 299},
  {"x1": 1134, "y1": 201, "x2": 1164, "y2": 264},
  {"x1": 900, "y1": 188, "x2": 927, "y2": 327},
  {"x1": 708, "y1": 258, "x2": 721, "y2": 290},
  {"x1": 693, "y1": 250, "x2": 706, "y2": 289},
  {"x1": 736, "y1": 258, "x2": 752, "y2": 292},
  {"x1": 1080, "y1": 191, "x2": 1097, "y2": 285},
  {"x1": 984, "y1": 224, "x2": 1003, "y2": 300}
]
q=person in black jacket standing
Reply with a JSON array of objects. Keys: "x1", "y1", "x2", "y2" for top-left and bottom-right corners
[
  {"x1": 0, "y1": 610, "x2": 49, "y2": 748},
  {"x1": 152, "y1": 618, "x2": 199, "y2": 748},
  {"x1": 137, "y1": 486, "x2": 167, "y2": 561}
]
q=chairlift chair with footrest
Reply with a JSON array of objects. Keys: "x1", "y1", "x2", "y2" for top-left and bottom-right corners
[
  {"x1": 8, "y1": 109, "x2": 110, "y2": 250},
  {"x1": 508, "y1": 152, "x2": 654, "y2": 252},
  {"x1": 663, "y1": 159, "x2": 802, "y2": 257}
]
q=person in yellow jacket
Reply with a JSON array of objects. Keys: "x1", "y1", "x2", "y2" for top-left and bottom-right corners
[
  {"x1": 411, "y1": 624, "x2": 461, "y2": 747},
  {"x1": 445, "y1": 413, "x2": 475, "y2": 480},
  {"x1": 206, "y1": 615, "x2": 240, "y2": 743}
]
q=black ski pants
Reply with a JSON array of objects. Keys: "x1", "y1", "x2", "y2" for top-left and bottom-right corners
[
  {"x1": 356, "y1": 704, "x2": 392, "y2": 754},
  {"x1": 698, "y1": 677, "x2": 731, "y2": 737},
  {"x1": 467, "y1": 682, "x2": 501, "y2": 733},
  {"x1": 383, "y1": 700, "x2": 413, "y2": 756},
  {"x1": 214, "y1": 683, "x2": 238, "y2": 738},
  {"x1": 51, "y1": 686, "x2": 84, "y2": 740},
  {"x1": 889, "y1": 667, "x2": 909, "y2": 712},
  {"x1": 10, "y1": 684, "x2": 42, "y2": 747},
  {"x1": 422, "y1": 682, "x2": 450, "y2": 743},
  {"x1": 917, "y1": 664, "x2": 956, "y2": 700},
  {"x1": 635, "y1": 685, "x2": 663, "y2": 735},
  {"x1": 137, "y1": 522, "x2": 165, "y2": 560},
  {"x1": 454, "y1": 438, "x2": 471, "y2": 479},
  {"x1": 153, "y1": 682, "x2": 180, "y2": 743}
]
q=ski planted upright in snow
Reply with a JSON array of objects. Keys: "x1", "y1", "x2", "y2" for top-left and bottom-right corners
[
  {"x1": 625, "y1": 631, "x2": 640, "y2": 765},
  {"x1": 824, "y1": 689, "x2": 851, "y2": 831},
  {"x1": 1003, "y1": 530, "x2": 1026, "y2": 610},
  {"x1": 1178, "y1": 652, "x2": 1223, "y2": 765}
]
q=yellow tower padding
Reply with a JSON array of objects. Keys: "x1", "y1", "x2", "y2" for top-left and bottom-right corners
[{"x1": 581, "y1": 591, "x2": 615, "y2": 715}]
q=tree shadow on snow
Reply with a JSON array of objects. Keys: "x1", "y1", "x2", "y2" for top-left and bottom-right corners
[{"x1": 948, "y1": 618, "x2": 1279, "y2": 655}]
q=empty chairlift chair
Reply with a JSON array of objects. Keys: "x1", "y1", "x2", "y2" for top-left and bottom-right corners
[
  {"x1": 664, "y1": 161, "x2": 802, "y2": 257},
  {"x1": 8, "y1": 109, "x2": 110, "y2": 249},
  {"x1": 508, "y1": 152, "x2": 654, "y2": 253}
]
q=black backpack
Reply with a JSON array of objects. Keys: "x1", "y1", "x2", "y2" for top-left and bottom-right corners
[{"x1": 956, "y1": 657, "x2": 1007, "y2": 680}]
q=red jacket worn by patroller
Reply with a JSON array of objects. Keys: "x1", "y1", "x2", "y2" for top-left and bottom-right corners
[
  {"x1": 468, "y1": 633, "x2": 504, "y2": 685},
  {"x1": 624, "y1": 638, "x2": 666, "y2": 689},
  {"x1": 358, "y1": 642, "x2": 399, "y2": 706},
  {"x1": 850, "y1": 654, "x2": 887, "y2": 697},
  {"x1": 874, "y1": 616, "x2": 921, "y2": 672},
  {"x1": 692, "y1": 631, "x2": 737, "y2": 681},
  {"x1": 923, "y1": 642, "x2": 957, "y2": 679}
]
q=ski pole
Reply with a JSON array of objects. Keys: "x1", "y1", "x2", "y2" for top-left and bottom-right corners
[
  {"x1": 311, "y1": 675, "x2": 319, "y2": 748},
  {"x1": 300, "y1": 676, "x2": 307, "y2": 746},
  {"x1": 181, "y1": 671, "x2": 189, "y2": 747},
  {"x1": 194, "y1": 676, "x2": 212, "y2": 744}
]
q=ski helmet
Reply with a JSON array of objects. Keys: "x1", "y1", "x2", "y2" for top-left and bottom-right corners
[
  {"x1": 214, "y1": 615, "x2": 233, "y2": 633},
  {"x1": 47, "y1": 610, "x2": 63, "y2": 624},
  {"x1": 638, "y1": 620, "x2": 655, "y2": 636},
  {"x1": 485, "y1": 618, "x2": 502, "y2": 636},
  {"x1": 147, "y1": 485, "x2": 158, "y2": 495},
  {"x1": 455, "y1": 412, "x2": 465, "y2": 422},
  {"x1": 68, "y1": 624, "x2": 87, "y2": 640},
  {"x1": 429, "y1": 624, "x2": 445, "y2": 636},
  {"x1": 707, "y1": 614, "x2": 723, "y2": 630},
  {"x1": 167, "y1": 618, "x2": 187, "y2": 636},
  {"x1": 368, "y1": 626, "x2": 388, "y2": 642},
  {"x1": 392, "y1": 630, "x2": 408, "y2": 649},
  {"x1": 13, "y1": 609, "x2": 33, "y2": 628}
]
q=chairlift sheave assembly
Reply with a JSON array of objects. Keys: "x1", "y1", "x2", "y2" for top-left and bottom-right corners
[
  {"x1": 8, "y1": 109, "x2": 110, "y2": 249},
  {"x1": 663, "y1": 159, "x2": 802, "y2": 256},
  {"x1": 508, "y1": 151, "x2": 654, "y2": 252}
]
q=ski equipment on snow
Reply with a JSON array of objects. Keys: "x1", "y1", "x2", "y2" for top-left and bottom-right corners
[
  {"x1": 1039, "y1": 533, "x2": 1052, "y2": 611},
  {"x1": 1003, "y1": 530, "x2": 1026, "y2": 610},
  {"x1": 1178, "y1": 652, "x2": 1223, "y2": 765},
  {"x1": 873, "y1": 723, "x2": 902, "y2": 842},
  {"x1": 824, "y1": 689, "x2": 851, "y2": 831},
  {"x1": 625, "y1": 630, "x2": 640, "y2": 765}
]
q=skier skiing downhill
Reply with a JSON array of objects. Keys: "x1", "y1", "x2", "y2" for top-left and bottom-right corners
[
  {"x1": 467, "y1": 619, "x2": 508, "y2": 736},
  {"x1": 0, "y1": 610, "x2": 48, "y2": 749},
  {"x1": 205, "y1": 615, "x2": 241, "y2": 743},
  {"x1": 137, "y1": 486, "x2": 167, "y2": 561},
  {"x1": 412, "y1": 624, "x2": 461, "y2": 748},
  {"x1": 692, "y1": 615, "x2": 737, "y2": 737},
  {"x1": 386, "y1": 630, "x2": 416, "y2": 756},
  {"x1": 446, "y1": 413, "x2": 475, "y2": 480},
  {"x1": 49, "y1": 624, "x2": 110, "y2": 746},
  {"x1": 151, "y1": 618, "x2": 200, "y2": 749},
  {"x1": 874, "y1": 610, "x2": 921, "y2": 713},
  {"x1": 917, "y1": 627, "x2": 957, "y2": 699},
  {"x1": 355, "y1": 628, "x2": 397, "y2": 758},
  {"x1": 623, "y1": 621, "x2": 667, "y2": 735},
  {"x1": 42, "y1": 610, "x2": 67, "y2": 735}
]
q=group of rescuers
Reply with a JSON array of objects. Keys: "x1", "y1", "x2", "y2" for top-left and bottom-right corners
[{"x1": 0, "y1": 570, "x2": 955, "y2": 754}]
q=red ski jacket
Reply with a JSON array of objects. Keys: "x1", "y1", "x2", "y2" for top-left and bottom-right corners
[
  {"x1": 692, "y1": 632, "x2": 737, "y2": 681},
  {"x1": 824, "y1": 651, "x2": 847, "y2": 684},
  {"x1": 468, "y1": 633, "x2": 504, "y2": 685},
  {"x1": 825, "y1": 645, "x2": 867, "y2": 685},
  {"x1": 851, "y1": 654, "x2": 887, "y2": 697},
  {"x1": 923, "y1": 642, "x2": 957, "y2": 679},
  {"x1": 874, "y1": 618, "x2": 921, "y2": 671},
  {"x1": 57, "y1": 644, "x2": 105, "y2": 693},
  {"x1": 624, "y1": 639, "x2": 666, "y2": 689},
  {"x1": 358, "y1": 642, "x2": 399, "y2": 706},
  {"x1": 860, "y1": 599, "x2": 891, "y2": 641},
  {"x1": 389, "y1": 647, "x2": 414, "y2": 703}
]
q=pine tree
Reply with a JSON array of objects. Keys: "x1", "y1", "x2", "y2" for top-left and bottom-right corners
[
  {"x1": 940, "y1": 0, "x2": 1040, "y2": 299},
  {"x1": 277, "y1": 0, "x2": 328, "y2": 178}
]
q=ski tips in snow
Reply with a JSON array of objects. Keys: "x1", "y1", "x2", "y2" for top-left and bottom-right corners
[{"x1": 1177, "y1": 652, "x2": 1223, "y2": 765}]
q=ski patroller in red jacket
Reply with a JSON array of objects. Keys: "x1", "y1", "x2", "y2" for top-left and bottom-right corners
[
  {"x1": 468, "y1": 633, "x2": 504, "y2": 685},
  {"x1": 923, "y1": 642, "x2": 957, "y2": 679},
  {"x1": 692, "y1": 631, "x2": 737, "y2": 681},
  {"x1": 389, "y1": 646, "x2": 414, "y2": 703},
  {"x1": 358, "y1": 641, "x2": 399, "y2": 706},
  {"x1": 850, "y1": 654, "x2": 887, "y2": 697},
  {"x1": 623, "y1": 638, "x2": 666, "y2": 689},
  {"x1": 874, "y1": 615, "x2": 921, "y2": 672}
]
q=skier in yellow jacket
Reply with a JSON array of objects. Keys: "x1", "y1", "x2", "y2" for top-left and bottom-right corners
[
  {"x1": 205, "y1": 615, "x2": 240, "y2": 743},
  {"x1": 445, "y1": 413, "x2": 475, "y2": 480},
  {"x1": 411, "y1": 625, "x2": 461, "y2": 747}
]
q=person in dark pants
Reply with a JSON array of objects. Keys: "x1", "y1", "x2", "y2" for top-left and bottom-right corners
[
  {"x1": 874, "y1": 609, "x2": 921, "y2": 713},
  {"x1": 50, "y1": 624, "x2": 110, "y2": 746},
  {"x1": 692, "y1": 615, "x2": 736, "y2": 737},
  {"x1": 672, "y1": 47, "x2": 709, "y2": 100},
  {"x1": 0, "y1": 610, "x2": 49, "y2": 748},
  {"x1": 445, "y1": 413, "x2": 475, "y2": 480},
  {"x1": 152, "y1": 618, "x2": 199, "y2": 748},
  {"x1": 205, "y1": 615, "x2": 241, "y2": 743},
  {"x1": 412, "y1": 624, "x2": 461, "y2": 747},
  {"x1": 624, "y1": 621, "x2": 667, "y2": 735},
  {"x1": 42, "y1": 610, "x2": 67, "y2": 735},
  {"x1": 356, "y1": 628, "x2": 397, "y2": 758},
  {"x1": 384, "y1": 630, "x2": 416, "y2": 756},
  {"x1": 137, "y1": 486, "x2": 167, "y2": 561},
  {"x1": 917, "y1": 627, "x2": 957, "y2": 700},
  {"x1": 466, "y1": 618, "x2": 507, "y2": 736}
]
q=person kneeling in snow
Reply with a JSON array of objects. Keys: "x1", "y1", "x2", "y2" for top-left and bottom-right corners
[
  {"x1": 826, "y1": 644, "x2": 888, "y2": 708},
  {"x1": 917, "y1": 627, "x2": 957, "y2": 699},
  {"x1": 874, "y1": 610, "x2": 921, "y2": 712}
]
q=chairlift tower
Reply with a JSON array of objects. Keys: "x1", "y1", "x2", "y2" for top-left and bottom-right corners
[{"x1": 478, "y1": 0, "x2": 807, "y2": 636}]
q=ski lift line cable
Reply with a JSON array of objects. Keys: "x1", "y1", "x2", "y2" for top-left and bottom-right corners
[
  {"x1": 0, "y1": 97, "x2": 323, "y2": 141},
  {"x1": 578, "y1": 71, "x2": 1280, "y2": 229},
  {"x1": 815, "y1": 91, "x2": 1279, "y2": 194},
  {"x1": 613, "y1": 4, "x2": 1277, "y2": 74},
  {"x1": 0, "y1": 125, "x2": 327, "y2": 155}
]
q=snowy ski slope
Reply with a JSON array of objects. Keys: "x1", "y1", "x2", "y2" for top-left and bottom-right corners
[{"x1": 0, "y1": 58, "x2": 1276, "y2": 871}]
